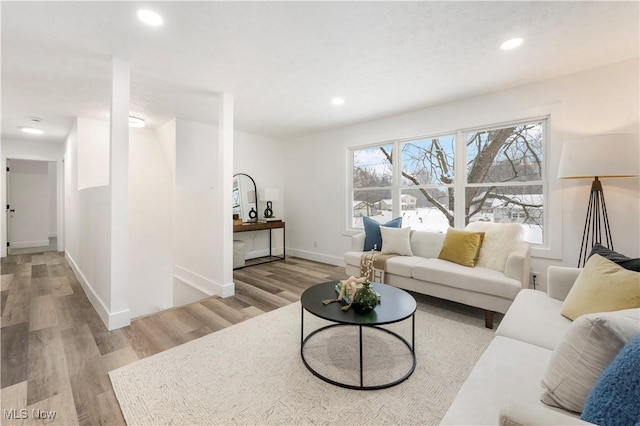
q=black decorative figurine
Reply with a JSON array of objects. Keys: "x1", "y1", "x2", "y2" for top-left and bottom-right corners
[{"x1": 264, "y1": 201, "x2": 274, "y2": 219}]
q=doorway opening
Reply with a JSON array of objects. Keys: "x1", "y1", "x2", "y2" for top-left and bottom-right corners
[{"x1": 6, "y1": 158, "x2": 60, "y2": 255}]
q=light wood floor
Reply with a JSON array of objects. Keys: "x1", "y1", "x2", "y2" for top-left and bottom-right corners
[{"x1": 0, "y1": 252, "x2": 348, "y2": 425}]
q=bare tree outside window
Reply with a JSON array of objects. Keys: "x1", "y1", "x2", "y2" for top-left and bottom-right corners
[{"x1": 350, "y1": 120, "x2": 546, "y2": 244}]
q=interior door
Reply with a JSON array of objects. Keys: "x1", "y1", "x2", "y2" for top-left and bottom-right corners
[{"x1": 6, "y1": 159, "x2": 51, "y2": 253}]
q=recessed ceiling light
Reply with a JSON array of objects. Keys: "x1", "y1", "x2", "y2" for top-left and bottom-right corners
[
  {"x1": 129, "y1": 116, "x2": 146, "y2": 128},
  {"x1": 19, "y1": 126, "x2": 44, "y2": 135},
  {"x1": 500, "y1": 38, "x2": 523, "y2": 50},
  {"x1": 137, "y1": 9, "x2": 163, "y2": 26},
  {"x1": 331, "y1": 97, "x2": 345, "y2": 105}
]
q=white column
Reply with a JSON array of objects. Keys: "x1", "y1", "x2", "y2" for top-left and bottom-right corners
[
  {"x1": 218, "y1": 93, "x2": 234, "y2": 296},
  {"x1": 109, "y1": 56, "x2": 131, "y2": 329}
]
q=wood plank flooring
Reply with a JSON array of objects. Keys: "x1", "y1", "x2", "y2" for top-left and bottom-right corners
[{"x1": 0, "y1": 252, "x2": 347, "y2": 425}]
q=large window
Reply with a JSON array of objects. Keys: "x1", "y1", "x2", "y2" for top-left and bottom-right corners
[{"x1": 350, "y1": 119, "x2": 546, "y2": 244}]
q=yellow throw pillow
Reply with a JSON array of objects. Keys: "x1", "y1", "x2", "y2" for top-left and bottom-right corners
[
  {"x1": 561, "y1": 254, "x2": 640, "y2": 320},
  {"x1": 438, "y1": 228, "x2": 485, "y2": 267}
]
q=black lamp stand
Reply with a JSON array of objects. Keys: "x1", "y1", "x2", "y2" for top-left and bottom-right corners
[{"x1": 577, "y1": 177, "x2": 613, "y2": 267}]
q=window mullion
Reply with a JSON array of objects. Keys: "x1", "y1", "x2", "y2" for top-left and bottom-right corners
[
  {"x1": 392, "y1": 141, "x2": 401, "y2": 221},
  {"x1": 454, "y1": 130, "x2": 466, "y2": 228}
]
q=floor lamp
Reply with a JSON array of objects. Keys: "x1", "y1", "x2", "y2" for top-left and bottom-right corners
[{"x1": 558, "y1": 134, "x2": 639, "y2": 267}]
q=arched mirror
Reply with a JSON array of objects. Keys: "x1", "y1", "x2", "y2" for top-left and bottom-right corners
[{"x1": 232, "y1": 173, "x2": 258, "y2": 223}]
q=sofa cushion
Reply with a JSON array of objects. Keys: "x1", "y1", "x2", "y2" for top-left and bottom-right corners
[
  {"x1": 495, "y1": 289, "x2": 571, "y2": 350},
  {"x1": 466, "y1": 222, "x2": 523, "y2": 272},
  {"x1": 500, "y1": 401, "x2": 595, "y2": 426},
  {"x1": 383, "y1": 256, "x2": 425, "y2": 278},
  {"x1": 412, "y1": 258, "x2": 521, "y2": 300},
  {"x1": 409, "y1": 230, "x2": 445, "y2": 258},
  {"x1": 540, "y1": 309, "x2": 640, "y2": 413},
  {"x1": 363, "y1": 216, "x2": 401, "y2": 251},
  {"x1": 438, "y1": 228, "x2": 485, "y2": 267},
  {"x1": 380, "y1": 225, "x2": 413, "y2": 256},
  {"x1": 581, "y1": 333, "x2": 640, "y2": 425},
  {"x1": 588, "y1": 243, "x2": 640, "y2": 272},
  {"x1": 441, "y1": 336, "x2": 562, "y2": 425},
  {"x1": 561, "y1": 254, "x2": 640, "y2": 320}
]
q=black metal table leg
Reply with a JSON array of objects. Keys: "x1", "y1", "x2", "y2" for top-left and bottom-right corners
[{"x1": 359, "y1": 325, "x2": 363, "y2": 387}]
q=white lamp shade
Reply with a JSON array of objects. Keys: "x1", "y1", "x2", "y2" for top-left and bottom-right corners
[
  {"x1": 558, "y1": 134, "x2": 640, "y2": 179},
  {"x1": 263, "y1": 188, "x2": 280, "y2": 201}
]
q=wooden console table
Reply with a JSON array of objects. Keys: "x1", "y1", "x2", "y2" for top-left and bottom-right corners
[{"x1": 233, "y1": 221, "x2": 285, "y2": 268}]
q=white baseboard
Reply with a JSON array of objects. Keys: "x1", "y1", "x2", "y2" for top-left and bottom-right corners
[
  {"x1": 10, "y1": 239, "x2": 50, "y2": 249},
  {"x1": 65, "y1": 251, "x2": 131, "y2": 330},
  {"x1": 285, "y1": 248, "x2": 344, "y2": 267},
  {"x1": 173, "y1": 265, "x2": 235, "y2": 299},
  {"x1": 48, "y1": 232, "x2": 57, "y2": 238}
]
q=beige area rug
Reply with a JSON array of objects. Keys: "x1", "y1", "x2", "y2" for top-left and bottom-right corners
[{"x1": 110, "y1": 301, "x2": 493, "y2": 425}]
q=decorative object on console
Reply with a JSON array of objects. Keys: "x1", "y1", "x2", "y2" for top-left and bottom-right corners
[
  {"x1": 560, "y1": 254, "x2": 640, "y2": 320},
  {"x1": 262, "y1": 188, "x2": 279, "y2": 219},
  {"x1": 362, "y1": 216, "x2": 402, "y2": 251},
  {"x1": 558, "y1": 134, "x2": 640, "y2": 267},
  {"x1": 437, "y1": 228, "x2": 485, "y2": 267},
  {"x1": 248, "y1": 207, "x2": 257, "y2": 220}
]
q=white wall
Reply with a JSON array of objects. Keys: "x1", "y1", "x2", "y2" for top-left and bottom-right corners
[
  {"x1": 64, "y1": 121, "x2": 113, "y2": 326},
  {"x1": 128, "y1": 128, "x2": 173, "y2": 318},
  {"x1": 1, "y1": 139, "x2": 65, "y2": 257},
  {"x1": 172, "y1": 118, "x2": 233, "y2": 305},
  {"x1": 48, "y1": 162, "x2": 57, "y2": 237},
  {"x1": 7, "y1": 159, "x2": 50, "y2": 248},
  {"x1": 77, "y1": 117, "x2": 110, "y2": 190},
  {"x1": 233, "y1": 131, "x2": 285, "y2": 259},
  {"x1": 66, "y1": 118, "x2": 176, "y2": 321},
  {"x1": 283, "y1": 59, "x2": 640, "y2": 290}
]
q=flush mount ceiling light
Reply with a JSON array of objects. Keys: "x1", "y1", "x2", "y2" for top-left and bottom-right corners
[
  {"x1": 18, "y1": 126, "x2": 44, "y2": 135},
  {"x1": 137, "y1": 9, "x2": 163, "y2": 26},
  {"x1": 128, "y1": 116, "x2": 146, "y2": 128},
  {"x1": 500, "y1": 37, "x2": 524, "y2": 50},
  {"x1": 331, "y1": 97, "x2": 345, "y2": 105}
]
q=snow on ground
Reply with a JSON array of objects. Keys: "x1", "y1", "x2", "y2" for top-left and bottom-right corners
[{"x1": 354, "y1": 208, "x2": 543, "y2": 244}]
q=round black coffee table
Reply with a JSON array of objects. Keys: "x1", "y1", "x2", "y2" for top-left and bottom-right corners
[{"x1": 300, "y1": 281, "x2": 417, "y2": 390}]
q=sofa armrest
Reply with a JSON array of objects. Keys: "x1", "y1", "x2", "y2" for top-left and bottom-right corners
[
  {"x1": 351, "y1": 233, "x2": 365, "y2": 252},
  {"x1": 499, "y1": 400, "x2": 594, "y2": 426},
  {"x1": 504, "y1": 242, "x2": 531, "y2": 288},
  {"x1": 547, "y1": 266, "x2": 582, "y2": 301}
]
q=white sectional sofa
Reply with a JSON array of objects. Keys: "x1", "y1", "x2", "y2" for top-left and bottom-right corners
[
  {"x1": 344, "y1": 229, "x2": 531, "y2": 328},
  {"x1": 441, "y1": 266, "x2": 587, "y2": 424}
]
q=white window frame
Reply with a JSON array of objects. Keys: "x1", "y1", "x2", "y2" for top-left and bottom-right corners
[{"x1": 347, "y1": 112, "x2": 562, "y2": 260}]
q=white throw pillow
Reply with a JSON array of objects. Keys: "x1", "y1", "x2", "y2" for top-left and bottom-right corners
[
  {"x1": 540, "y1": 308, "x2": 640, "y2": 413},
  {"x1": 465, "y1": 222, "x2": 523, "y2": 272},
  {"x1": 380, "y1": 226, "x2": 413, "y2": 256}
]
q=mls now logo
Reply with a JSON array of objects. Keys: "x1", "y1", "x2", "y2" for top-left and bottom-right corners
[{"x1": 4, "y1": 409, "x2": 28, "y2": 419}]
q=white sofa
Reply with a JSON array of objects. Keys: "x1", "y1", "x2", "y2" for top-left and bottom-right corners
[
  {"x1": 344, "y1": 230, "x2": 531, "y2": 328},
  {"x1": 441, "y1": 266, "x2": 594, "y2": 425}
]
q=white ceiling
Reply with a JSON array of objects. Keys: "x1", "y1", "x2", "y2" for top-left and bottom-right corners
[{"x1": 2, "y1": 1, "x2": 639, "y2": 144}]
